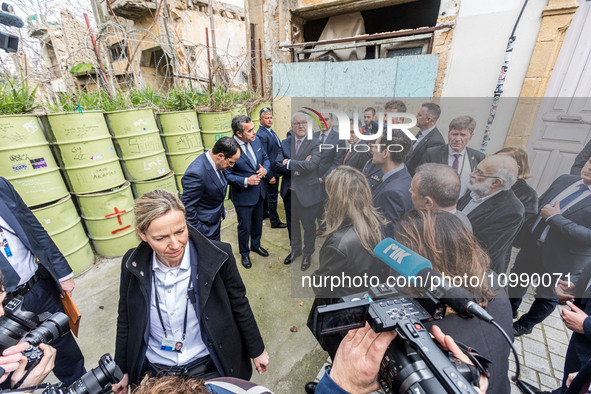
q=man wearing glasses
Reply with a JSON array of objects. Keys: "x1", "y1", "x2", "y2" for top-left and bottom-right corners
[{"x1": 457, "y1": 155, "x2": 524, "y2": 274}]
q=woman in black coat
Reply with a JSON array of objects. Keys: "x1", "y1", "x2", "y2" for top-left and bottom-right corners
[
  {"x1": 112, "y1": 190, "x2": 268, "y2": 393},
  {"x1": 307, "y1": 166, "x2": 387, "y2": 359},
  {"x1": 394, "y1": 210, "x2": 513, "y2": 394}
]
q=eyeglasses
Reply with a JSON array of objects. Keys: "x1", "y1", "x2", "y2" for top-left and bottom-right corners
[
  {"x1": 472, "y1": 169, "x2": 498, "y2": 179},
  {"x1": 293, "y1": 121, "x2": 307, "y2": 127}
]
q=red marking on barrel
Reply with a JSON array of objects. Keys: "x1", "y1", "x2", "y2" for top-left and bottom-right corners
[
  {"x1": 105, "y1": 207, "x2": 126, "y2": 225},
  {"x1": 112, "y1": 225, "x2": 131, "y2": 235}
]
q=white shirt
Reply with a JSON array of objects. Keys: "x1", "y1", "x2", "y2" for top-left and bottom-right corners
[
  {"x1": 145, "y1": 245, "x2": 209, "y2": 366},
  {"x1": 448, "y1": 146, "x2": 471, "y2": 196},
  {"x1": 205, "y1": 151, "x2": 222, "y2": 183},
  {"x1": 0, "y1": 216, "x2": 40, "y2": 286},
  {"x1": 461, "y1": 190, "x2": 503, "y2": 216},
  {"x1": 233, "y1": 135, "x2": 256, "y2": 188},
  {"x1": 532, "y1": 180, "x2": 591, "y2": 242}
]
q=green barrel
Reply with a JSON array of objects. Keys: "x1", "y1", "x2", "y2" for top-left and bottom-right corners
[
  {"x1": 167, "y1": 148, "x2": 203, "y2": 174},
  {"x1": 131, "y1": 171, "x2": 178, "y2": 197},
  {"x1": 230, "y1": 105, "x2": 247, "y2": 118},
  {"x1": 106, "y1": 109, "x2": 170, "y2": 181},
  {"x1": 158, "y1": 110, "x2": 202, "y2": 134},
  {"x1": 75, "y1": 182, "x2": 139, "y2": 257},
  {"x1": 174, "y1": 173, "x2": 184, "y2": 194},
  {"x1": 250, "y1": 102, "x2": 271, "y2": 130},
  {"x1": 43, "y1": 112, "x2": 125, "y2": 194},
  {"x1": 158, "y1": 112, "x2": 204, "y2": 173},
  {"x1": 31, "y1": 195, "x2": 94, "y2": 274},
  {"x1": 0, "y1": 115, "x2": 69, "y2": 207},
  {"x1": 198, "y1": 111, "x2": 232, "y2": 150}
]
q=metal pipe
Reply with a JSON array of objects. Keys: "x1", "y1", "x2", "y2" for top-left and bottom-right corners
[
  {"x1": 258, "y1": 38, "x2": 264, "y2": 96},
  {"x1": 205, "y1": 27, "x2": 213, "y2": 105},
  {"x1": 84, "y1": 13, "x2": 111, "y2": 96}
]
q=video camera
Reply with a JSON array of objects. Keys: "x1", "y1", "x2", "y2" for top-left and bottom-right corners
[
  {"x1": 312, "y1": 283, "x2": 485, "y2": 394},
  {"x1": 0, "y1": 2, "x2": 23, "y2": 53},
  {"x1": 0, "y1": 296, "x2": 70, "y2": 370},
  {"x1": 42, "y1": 354, "x2": 123, "y2": 394}
]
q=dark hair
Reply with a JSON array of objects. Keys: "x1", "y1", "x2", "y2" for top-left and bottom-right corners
[
  {"x1": 394, "y1": 210, "x2": 494, "y2": 300},
  {"x1": 414, "y1": 163, "x2": 460, "y2": 208},
  {"x1": 259, "y1": 107, "x2": 272, "y2": 117},
  {"x1": 231, "y1": 115, "x2": 252, "y2": 134},
  {"x1": 421, "y1": 103, "x2": 441, "y2": 121},
  {"x1": 378, "y1": 129, "x2": 411, "y2": 164},
  {"x1": 364, "y1": 107, "x2": 376, "y2": 116},
  {"x1": 385, "y1": 100, "x2": 407, "y2": 113},
  {"x1": 211, "y1": 136, "x2": 239, "y2": 158},
  {"x1": 449, "y1": 115, "x2": 476, "y2": 133}
]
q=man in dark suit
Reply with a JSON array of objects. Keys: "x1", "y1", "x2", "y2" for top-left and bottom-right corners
[
  {"x1": 457, "y1": 155, "x2": 524, "y2": 274},
  {"x1": 405, "y1": 103, "x2": 445, "y2": 176},
  {"x1": 336, "y1": 120, "x2": 372, "y2": 172},
  {"x1": 256, "y1": 107, "x2": 287, "y2": 229},
  {"x1": 315, "y1": 113, "x2": 343, "y2": 183},
  {"x1": 226, "y1": 115, "x2": 271, "y2": 269},
  {"x1": 181, "y1": 137, "x2": 240, "y2": 241},
  {"x1": 274, "y1": 113, "x2": 323, "y2": 271},
  {"x1": 361, "y1": 107, "x2": 379, "y2": 135},
  {"x1": 571, "y1": 138, "x2": 591, "y2": 175},
  {"x1": 362, "y1": 159, "x2": 383, "y2": 191},
  {"x1": 370, "y1": 130, "x2": 413, "y2": 233},
  {"x1": 420, "y1": 115, "x2": 485, "y2": 196},
  {"x1": 0, "y1": 177, "x2": 85, "y2": 386},
  {"x1": 511, "y1": 159, "x2": 591, "y2": 336}
]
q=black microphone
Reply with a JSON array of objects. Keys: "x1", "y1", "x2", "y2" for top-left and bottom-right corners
[
  {"x1": 373, "y1": 238, "x2": 494, "y2": 322},
  {"x1": 0, "y1": 10, "x2": 24, "y2": 28}
]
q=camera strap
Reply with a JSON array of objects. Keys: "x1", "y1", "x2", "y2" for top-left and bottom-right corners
[{"x1": 452, "y1": 341, "x2": 492, "y2": 388}]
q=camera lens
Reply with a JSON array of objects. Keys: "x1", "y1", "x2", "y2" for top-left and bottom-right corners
[
  {"x1": 23, "y1": 312, "x2": 70, "y2": 347},
  {"x1": 66, "y1": 354, "x2": 123, "y2": 394}
]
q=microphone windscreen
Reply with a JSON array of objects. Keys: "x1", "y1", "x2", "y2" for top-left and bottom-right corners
[{"x1": 373, "y1": 238, "x2": 432, "y2": 278}]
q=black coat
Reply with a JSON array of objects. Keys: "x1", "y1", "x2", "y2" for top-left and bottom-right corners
[
  {"x1": 115, "y1": 226, "x2": 265, "y2": 384},
  {"x1": 337, "y1": 141, "x2": 372, "y2": 172},
  {"x1": 405, "y1": 127, "x2": 446, "y2": 176},
  {"x1": 458, "y1": 189, "x2": 524, "y2": 274},
  {"x1": 419, "y1": 143, "x2": 485, "y2": 172}
]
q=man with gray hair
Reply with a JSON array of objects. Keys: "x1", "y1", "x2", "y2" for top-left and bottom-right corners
[
  {"x1": 457, "y1": 155, "x2": 525, "y2": 274},
  {"x1": 410, "y1": 163, "x2": 472, "y2": 231}
]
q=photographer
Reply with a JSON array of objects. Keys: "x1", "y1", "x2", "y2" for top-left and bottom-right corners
[
  {"x1": 0, "y1": 270, "x2": 57, "y2": 390},
  {"x1": 315, "y1": 323, "x2": 488, "y2": 394}
]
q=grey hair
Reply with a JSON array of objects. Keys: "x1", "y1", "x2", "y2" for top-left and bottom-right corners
[
  {"x1": 259, "y1": 107, "x2": 272, "y2": 117},
  {"x1": 291, "y1": 112, "x2": 307, "y2": 123},
  {"x1": 493, "y1": 168, "x2": 517, "y2": 190},
  {"x1": 414, "y1": 163, "x2": 461, "y2": 208},
  {"x1": 134, "y1": 190, "x2": 185, "y2": 233}
]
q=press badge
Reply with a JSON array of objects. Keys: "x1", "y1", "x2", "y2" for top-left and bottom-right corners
[
  {"x1": 0, "y1": 236, "x2": 12, "y2": 257},
  {"x1": 160, "y1": 338, "x2": 184, "y2": 353}
]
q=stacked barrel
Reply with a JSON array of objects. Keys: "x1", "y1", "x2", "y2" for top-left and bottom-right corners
[
  {"x1": 158, "y1": 110, "x2": 204, "y2": 194},
  {"x1": 43, "y1": 111, "x2": 139, "y2": 258},
  {"x1": 0, "y1": 114, "x2": 94, "y2": 273},
  {"x1": 198, "y1": 111, "x2": 232, "y2": 151}
]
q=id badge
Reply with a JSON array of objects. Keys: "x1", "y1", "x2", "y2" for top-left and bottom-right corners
[
  {"x1": 160, "y1": 338, "x2": 184, "y2": 353},
  {"x1": 0, "y1": 238, "x2": 12, "y2": 257}
]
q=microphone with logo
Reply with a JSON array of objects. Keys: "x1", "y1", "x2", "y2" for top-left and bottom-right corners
[{"x1": 373, "y1": 237, "x2": 525, "y2": 387}]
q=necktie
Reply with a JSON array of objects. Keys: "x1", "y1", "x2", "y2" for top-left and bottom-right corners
[
  {"x1": 532, "y1": 184, "x2": 589, "y2": 241},
  {"x1": 271, "y1": 129, "x2": 280, "y2": 146},
  {"x1": 320, "y1": 133, "x2": 326, "y2": 144},
  {"x1": 243, "y1": 143, "x2": 256, "y2": 167},
  {"x1": 295, "y1": 139, "x2": 302, "y2": 155},
  {"x1": 452, "y1": 154, "x2": 461, "y2": 171},
  {"x1": 0, "y1": 251, "x2": 21, "y2": 292},
  {"x1": 343, "y1": 150, "x2": 351, "y2": 164}
]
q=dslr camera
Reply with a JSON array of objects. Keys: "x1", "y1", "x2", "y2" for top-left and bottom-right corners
[
  {"x1": 0, "y1": 296, "x2": 70, "y2": 369},
  {"x1": 43, "y1": 354, "x2": 123, "y2": 394},
  {"x1": 312, "y1": 283, "x2": 486, "y2": 394}
]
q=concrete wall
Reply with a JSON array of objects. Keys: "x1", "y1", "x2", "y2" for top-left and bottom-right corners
[{"x1": 441, "y1": 0, "x2": 548, "y2": 153}]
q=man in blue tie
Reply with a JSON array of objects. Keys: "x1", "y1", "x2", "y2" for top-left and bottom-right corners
[
  {"x1": 181, "y1": 137, "x2": 240, "y2": 241},
  {"x1": 256, "y1": 107, "x2": 287, "y2": 229},
  {"x1": 511, "y1": 158, "x2": 591, "y2": 337},
  {"x1": 0, "y1": 177, "x2": 85, "y2": 386},
  {"x1": 226, "y1": 115, "x2": 271, "y2": 269}
]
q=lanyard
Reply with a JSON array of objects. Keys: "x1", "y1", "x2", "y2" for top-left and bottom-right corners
[
  {"x1": 0, "y1": 224, "x2": 17, "y2": 237},
  {"x1": 152, "y1": 273, "x2": 191, "y2": 341}
]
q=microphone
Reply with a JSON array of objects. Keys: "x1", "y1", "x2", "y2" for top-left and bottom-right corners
[
  {"x1": 373, "y1": 238, "x2": 494, "y2": 322},
  {"x1": 0, "y1": 10, "x2": 24, "y2": 28}
]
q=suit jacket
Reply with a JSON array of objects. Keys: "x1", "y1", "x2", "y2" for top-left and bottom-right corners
[
  {"x1": 571, "y1": 138, "x2": 591, "y2": 175},
  {"x1": 337, "y1": 142, "x2": 372, "y2": 172},
  {"x1": 419, "y1": 144, "x2": 485, "y2": 172},
  {"x1": 372, "y1": 167, "x2": 413, "y2": 233},
  {"x1": 520, "y1": 175, "x2": 591, "y2": 276},
  {"x1": 115, "y1": 226, "x2": 265, "y2": 384},
  {"x1": 362, "y1": 159, "x2": 383, "y2": 192},
  {"x1": 181, "y1": 152, "x2": 227, "y2": 238},
  {"x1": 405, "y1": 127, "x2": 445, "y2": 176},
  {"x1": 0, "y1": 177, "x2": 72, "y2": 292},
  {"x1": 458, "y1": 190, "x2": 524, "y2": 274},
  {"x1": 226, "y1": 136, "x2": 270, "y2": 207},
  {"x1": 314, "y1": 129, "x2": 345, "y2": 180},
  {"x1": 256, "y1": 125, "x2": 282, "y2": 179},
  {"x1": 274, "y1": 135, "x2": 323, "y2": 208}
]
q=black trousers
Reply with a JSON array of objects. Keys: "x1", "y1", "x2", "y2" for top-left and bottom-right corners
[
  {"x1": 22, "y1": 277, "x2": 85, "y2": 386},
  {"x1": 263, "y1": 179, "x2": 281, "y2": 226},
  {"x1": 234, "y1": 199, "x2": 264, "y2": 257},
  {"x1": 285, "y1": 190, "x2": 320, "y2": 257}
]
